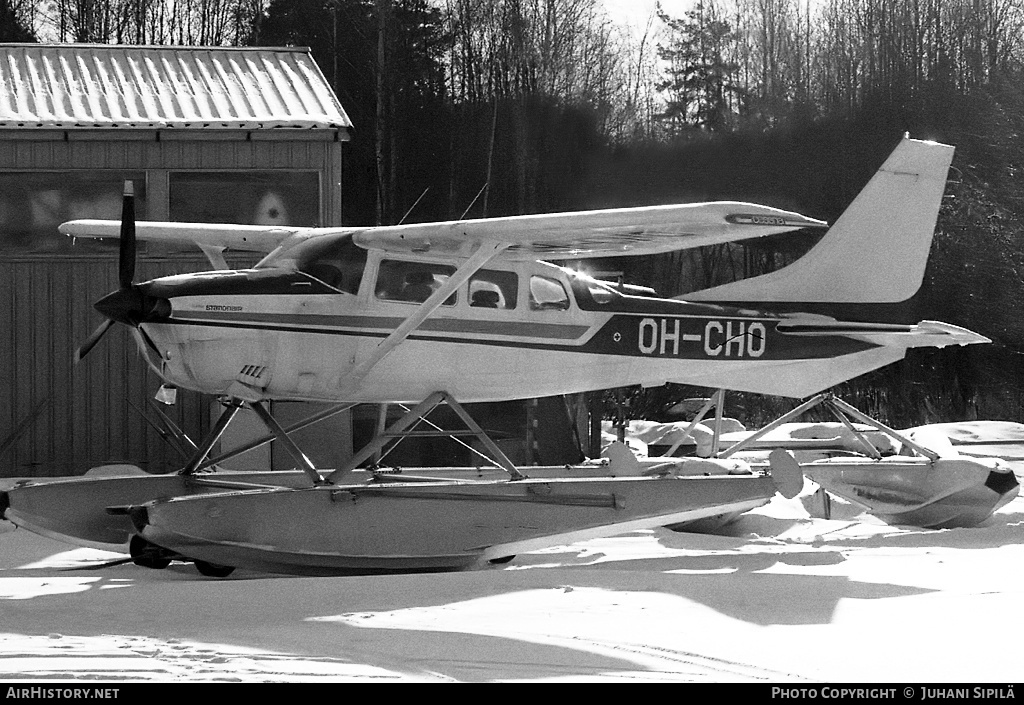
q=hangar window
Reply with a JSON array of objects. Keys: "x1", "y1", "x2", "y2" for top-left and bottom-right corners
[
  {"x1": 169, "y1": 172, "x2": 319, "y2": 226},
  {"x1": 0, "y1": 171, "x2": 147, "y2": 252}
]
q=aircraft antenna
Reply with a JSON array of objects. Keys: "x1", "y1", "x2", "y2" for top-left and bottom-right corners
[
  {"x1": 397, "y1": 187, "x2": 430, "y2": 225},
  {"x1": 459, "y1": 182, "x2": 489, "y2": 220}
]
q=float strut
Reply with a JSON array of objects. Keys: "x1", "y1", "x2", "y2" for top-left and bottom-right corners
[
  {"x1": 328, "y1": 392, "x2": 447, "y2": 484},
  {"x1": 326, "y1": 392, "x2": 526, "y2": 484},
  {"x1": 193, "y1": 402, "x2": 357, "y2": 473},
  {"x1": 249, "y1": 401, "x2": 327, "y2": 485},
  {"x1": 179, "y1": 400, "x2": 242, "y2": 476},
  {"x1": 718, "y1": 393, "x2": 830, "y2": 459}
]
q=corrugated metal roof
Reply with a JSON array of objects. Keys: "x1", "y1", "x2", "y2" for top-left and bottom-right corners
[{"x1": 0, "y1": 44, "x2": 352, "y2": 130}]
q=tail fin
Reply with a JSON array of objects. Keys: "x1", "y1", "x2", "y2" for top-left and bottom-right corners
[{"x1": 686, "y1": 136, "x2": 954, "y2": 304}]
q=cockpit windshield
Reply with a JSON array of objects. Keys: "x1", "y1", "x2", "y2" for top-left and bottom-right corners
[
  {"x1": 257, "y1": 234, "x2": 367, "y2": 294},
  {"x1": 564, "y1": 268, "x2": 623, "y2": 305}
]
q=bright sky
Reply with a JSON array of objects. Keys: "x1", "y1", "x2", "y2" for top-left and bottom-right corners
[{"x1": 604, "y1": 0, "x2": 692, "y2": 28}]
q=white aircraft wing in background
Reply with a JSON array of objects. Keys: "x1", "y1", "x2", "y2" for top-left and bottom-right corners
[{"x1": 60, "y1": 201, "x2": 826, "y2": 262}]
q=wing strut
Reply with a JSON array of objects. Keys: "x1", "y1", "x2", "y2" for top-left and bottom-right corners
[
  {"x1": 199, "y1": 244, "x2": 229, "y2": 270},
  {"x1": 180, "y1": 401, "x2": 242, "y2": 475},
  {"x1": 338, "y1": 241, "x2": 509, "y2": 394}
]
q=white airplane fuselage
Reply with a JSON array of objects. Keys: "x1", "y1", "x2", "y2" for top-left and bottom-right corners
[
  {"x1": 130, "y1": 249, "x2": 909, "y2": 403},
  {"x1": 70, "y1": 137, "x2": 987, "y2": 405}
]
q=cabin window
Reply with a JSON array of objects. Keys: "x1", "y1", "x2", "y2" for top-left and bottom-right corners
[
  {"x1": 375, "y1": 260, "x2": 457, "y2": 305},
  {"x1": 529, "y1": 276, "x2": 571, "y2": 311},
  {"x1": 293, "y1": 236, "x2": 367, "y2": 294},
  {"x1": 469, "y1": 270, "x2": 518, "y2": 309}
]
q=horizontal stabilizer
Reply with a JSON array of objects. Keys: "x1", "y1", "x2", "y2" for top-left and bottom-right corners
[{"x1": 776, "y1": 318, "x2": 990, "y2": 348}]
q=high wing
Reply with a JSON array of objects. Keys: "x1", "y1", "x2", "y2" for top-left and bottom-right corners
[
  {"x1": 349, "y1": 202, "x2": 826, "y2": 260},
  {"x1": 59, "y1": 220, "x2": 307, "y2": 254},
  {"x1": 60, "y1": 201, "x2": 826, "y2": 262}
]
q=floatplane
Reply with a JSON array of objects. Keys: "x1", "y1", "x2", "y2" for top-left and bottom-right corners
[
  {"x1": 0, "y1": 136, "x2": 1004, "y2": 576},
  {"x1": 616, "y1": 394, "x2": 1020, "y2": 530}
]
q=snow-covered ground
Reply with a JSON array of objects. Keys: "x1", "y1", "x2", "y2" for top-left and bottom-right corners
[{"x1": 2, "y1": 474, "x2": 1024, "y2": 683}]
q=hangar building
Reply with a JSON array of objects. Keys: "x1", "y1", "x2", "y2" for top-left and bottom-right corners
[{"x1": 0, "y1": 44, "x2": 351, "y2": 476}]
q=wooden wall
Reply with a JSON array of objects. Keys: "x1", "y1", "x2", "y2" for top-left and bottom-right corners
[{"x1": 0, "y1": 130, "x2": 344, "y2": 477}]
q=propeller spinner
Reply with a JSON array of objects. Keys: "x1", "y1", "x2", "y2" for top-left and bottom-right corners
[{"x1": 74, "y1": 181, "x2": 170, "y2": 363}]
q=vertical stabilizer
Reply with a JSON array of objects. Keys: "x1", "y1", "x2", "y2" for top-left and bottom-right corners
[{"x1": 686, "y1": 137, "x2": 954, "y2": 304}]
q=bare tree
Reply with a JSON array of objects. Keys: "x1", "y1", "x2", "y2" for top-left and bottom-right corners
[{"x1": 39, "y1": 0, "x2": 266, "y2": 45}]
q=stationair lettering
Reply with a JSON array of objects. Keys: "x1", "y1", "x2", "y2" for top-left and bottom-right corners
[{"x1": 637, "y1": 318, "x2": 767, "y2": 358}]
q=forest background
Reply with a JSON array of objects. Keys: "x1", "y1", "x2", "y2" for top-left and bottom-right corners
[{"x1": 3, "y1": 0, "x2": 1024, "y2": 430}]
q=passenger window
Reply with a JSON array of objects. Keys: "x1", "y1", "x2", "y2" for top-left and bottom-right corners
[
  {"x1": 375, "y1": 260, "x2": 457, "y2": 305},
  {"x1": 530, "y1": 276, "x2": 570, "y2": 311},
  {"x1": 469, "y1": 270, "x2": 518, "y2": 310}
]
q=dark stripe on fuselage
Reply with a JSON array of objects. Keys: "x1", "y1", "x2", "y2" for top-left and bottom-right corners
[
  {"x1": 145, "y1": 270, "x2": 875, "y2": 360},
  {"x1": 143, "y1": 266, "x2": 919, "y2": 325},
  {"x1": 156, "y1": 311, "x2": 874, "y2": 360},
  {"x1": 173, "y1": 310, "x2": 590, "y2": 340},
  {"x1": 567, "y1": 277, "x2": 927, "y2": 325},
  {"x1": 678, "y1": 298, "x2": 927, "y2": 325}
]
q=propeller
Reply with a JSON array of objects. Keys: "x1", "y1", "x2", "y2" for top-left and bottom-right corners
[
  {"x1": 74, "y1": 181, "x2": 170, "y2": 364},
  {"x1": 118, "y1": 180, "x2": 136, "y2": 289},
  {"x1": 73, "y1": 318, "x2": 114, "y2": 364}
]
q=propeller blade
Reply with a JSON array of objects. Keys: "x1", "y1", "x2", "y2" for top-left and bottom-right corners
[
  {"x1": 118, "y1": 180, "x2": 136, "y2": 289},
  {"x1": 135, "y1": 326, "x2": 162, "y2": 356},
  {"x1": 74, "y1": 318, "x2": 114, "y2": 364}
]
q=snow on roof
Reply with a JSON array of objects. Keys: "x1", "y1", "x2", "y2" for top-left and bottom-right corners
[{"x1": 0, "y1": 44, "x2": 352, "y2": 130}]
